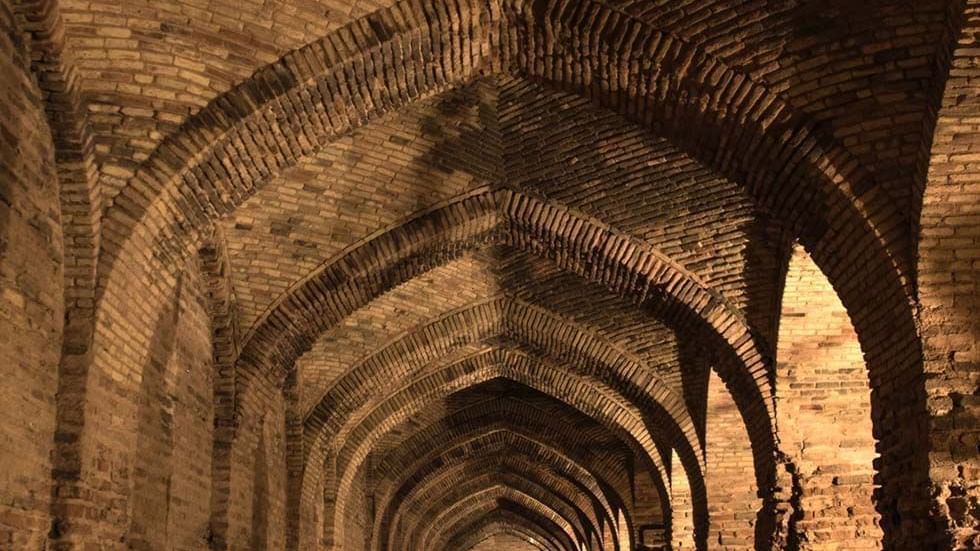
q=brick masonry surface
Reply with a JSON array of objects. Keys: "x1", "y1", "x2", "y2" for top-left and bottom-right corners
[{"x1": 0, "y1": 0, "x2": 977, "y2": 550}]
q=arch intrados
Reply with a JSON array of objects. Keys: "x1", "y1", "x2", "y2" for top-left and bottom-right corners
[
  {"x1": 322, "y1": 345, "x2": 674, "y2": 492},
  {"x1": 86, "y1": 8, "x2": 916, "y2": 528},
  {"x1": 449, "y1": 510, "x2": 570, "y2": 551},
  {"x1": 74, "y1": 0, "x2": 921, "y2": 544},
  {"x1": 373, "y1": 434, "x2": 621, "y2": 547},
  {"x1": 101, "y1": 0, "x2": 906, "y2": 294},
  {"x1": 459, "y1": 526, "x2": 557, "y2": 551},
  {"x1": 301, "y1": 295, "x2": 699, "y2": 466},
  {"x1": 231, "y1": 192, "x2": 774, "y2": 499},
  {"x1": 370, "y1": 409, "x2": 634, "y2": 512},
  {"x1": 431, "y1": 500, "x2": 579, "y2": 551},
  {"x1": 313, "y1": 362, "x2": 675, "y2": 548},
  {"x1": 316, "y1": 358, "x2": 705, "y2": 551},
  {"x1": 241, "y1": 190, "x2": 769, "y2": 423},
  {"x1": 326, "y1": 342, "x2": 676, "y2": 536},
  {"x1": 393, "y1": 469, "x2": 600, "y2": 551},
  {"x1": 376, "y1": 437, "x2": 625, "y2": 550},
  {"x1": 417, "y1": 485, "x2": 579, "y2": 551}
]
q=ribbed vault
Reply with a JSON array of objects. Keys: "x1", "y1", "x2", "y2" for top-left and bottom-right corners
[
  {"x1": 6, "y1": 1, "x2": 971, "y2": 550},
  {"x1": 363, "y1": 380, "x2": 661, "y2": 550}
]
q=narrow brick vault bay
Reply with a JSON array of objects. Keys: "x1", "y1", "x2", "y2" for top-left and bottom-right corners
[{"x1": 1, "y1": 0, "x2": 978, "y2": 549}]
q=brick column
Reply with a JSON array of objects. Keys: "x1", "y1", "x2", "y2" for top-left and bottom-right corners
[{"x1": 775, "y1": 246, "x2": 882, "y2": 549}]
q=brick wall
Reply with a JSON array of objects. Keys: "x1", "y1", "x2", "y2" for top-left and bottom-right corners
[
  {"x1": 633, "y1": 468, "x2": 666, "y2": 548},
  {"x1": 0, "y1": 2, "x2": 63, "y2": 548},
  {"x1": 920, "y1": 2, "x2": 980, "y2": 546},
  {"x1": 226, "y1": 383, "x2": 288, "y2": 550},
  {"x1": 340, "y1": 465, "x2": 372, "y2": 551},
  {"x1": 705, "y1": 369, "x2": 759, "y2": 549},
  {"x1": 670, "y1": 450, "x2": 695, "y2": 550},
  {"x1": 125, "y1": 264, "x2": 214, "y2": 550},
  {"x1": 776, "y1": 246, "x2": 882, "y2": 549}
]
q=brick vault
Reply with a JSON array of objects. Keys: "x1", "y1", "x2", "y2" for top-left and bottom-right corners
[{"x1": 0, "y1": 0, "x2": 978, "y2": 549}]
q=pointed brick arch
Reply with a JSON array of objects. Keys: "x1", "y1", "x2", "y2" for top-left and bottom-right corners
[
  {"x1": 300, "y1": 296, "x2": 699, "y2": 465},
  {"x1": 72, "y1": 0, "x2": 927, "y2": 546},
  {"x1": 372, "y1": 428, "x2": 629, "y2": 550},
  {"x1": 227, "y1": 188, "x2": 772, "y2": 469},
  {"x1": 368, "y1": 409, "x2": 646, "y2": 534},
  {"x1": 357, "y1": 394, "x2": 657, "y2": 549},
  {"x1": 371, "y1": 428, "x2": 636, "y2": 550},
  {"x1": 226, "y1": 189, "x2": 775, "y2": 546},
  {"x1": 305, "y1": 349, "x2": 711, "y2": 550},
  {"x1": 420, "y1": 485, "x2": 580, "y2": 551},
  {"x1": 448, "y1": 508, "x2": 571, "y2": 551},
  {"x1": 89, "y1": 1, "x2": 906, "y2": 492},
  {"x1": 98, "y1": 0, "x2": 907, "y2": 291},
  {"x1": 392, "y1": 469, "x2": 598, "y2": 550},
  {"x1": 459, "y1": 525, "x2": 559, "y2": 551},
  {"x1": 85, "y1": 9, "x2": 918, "y2": 525},
  {"x1": 237, "y1": 190, "x2": 766, "y2": 407}
]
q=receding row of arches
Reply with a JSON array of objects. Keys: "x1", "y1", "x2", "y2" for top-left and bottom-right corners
[{"x1": 0, "y1": 0, "x2": 977, "y2": 549}]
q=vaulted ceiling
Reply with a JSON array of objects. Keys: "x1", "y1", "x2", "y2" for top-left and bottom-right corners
[{"x1": 19, "y1": 0, "x2": 963, "y2": 549}]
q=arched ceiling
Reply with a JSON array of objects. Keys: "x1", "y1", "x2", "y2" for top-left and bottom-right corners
[
  {"x1": 62, "y1": 0, "x2": 949, "y2": 225},
  {"x1": 38, "y1": 0, "x2": 962, "y2": 548},
  {"x1": 192, "y1": 20, "x2": 797, "y2": 550}
]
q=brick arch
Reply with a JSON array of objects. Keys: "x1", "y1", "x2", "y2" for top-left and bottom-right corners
[
  {"x1": 298, "y1": 316, "x2": 694, "y2": 505},
  {"x1": 234, "y1": 193, "x2": 776, "y2": 488},
  {"x1": 368, "y1": 408, "x2": 649, "y2": 534},
  {"x1": 418, "y1": 485, "x2": 580, "y2": 551},
  {"x1": 90, "y1": 0, "x2": 896, "y2": 487},
  {"x1": 95, "y1": 0, "x2": 500, "y2": 279},
  {"x1": 238, "y1": 189, "x2": 767, "y2": 411},
  {"x1": 373, "y1": 431, "x2": 633, "y2": 551},
  {"x1": 390, "y1": 468, "x2": 599, "y2": 551},
  {"x1": 300, "y1": 296, "x2": 699, "y2": 470},
  {"x1": 230, "y1": 188, "x2": 774, "y2": 536},
  {"x1": 306, "y1": 354, "x2": 663, "y2": 544},
  {"x1": 98, "y1": 0, "x2": 907, "y2": 293},
  {"x1": 458, "y1": 525, "x2": 559, "y2": 551},
  {"x1": 86, "y1": 15, "x2": 918, "y2": 539},
  {"x1": 507, "y1": 3, "x2": 927, "y2": 543},
  {"x1": 307, "y1": 350, "x2": 709, "y2": 550},
  {"x1": 503, "y1": 0, "x2": 909, "y2": 267},
  {"x1": 300, "y1": 317, "x2": 695, "y2": 545},
  {"x1": 508, "y1": 5, "x2": 929, "y2": 536},
  {"x1": 78, "y1": 0, "x2": 926, "y2": 543},
  {"x1": 447, "y1": 508, "x2": 571, "y2": 551},
  {"x1": 231, "y1": 188, "x2": 772, "y2": 462},
  {"x1": 373, "y1": 432, "x2": 627, "y2": 551}
]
